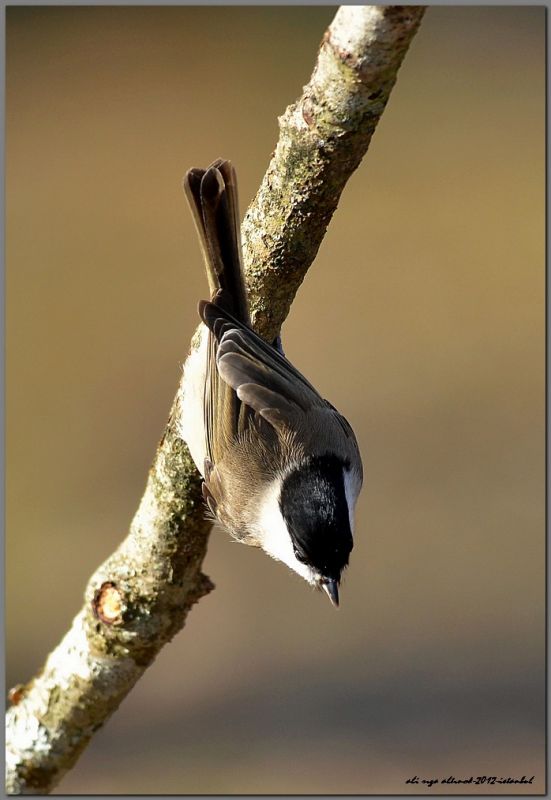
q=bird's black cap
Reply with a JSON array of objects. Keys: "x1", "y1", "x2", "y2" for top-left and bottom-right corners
[{"x1": 279, "y1": 454, "x2": 353, "y2": 583}]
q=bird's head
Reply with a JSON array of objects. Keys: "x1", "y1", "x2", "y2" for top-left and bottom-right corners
[{"x1": 256, "y1": 455, "x2": 357, "y2": 606}]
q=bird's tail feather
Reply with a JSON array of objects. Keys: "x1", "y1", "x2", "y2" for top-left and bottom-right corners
[{"x1": 183, "y1": 159, "x2": 250, "y2": 325}]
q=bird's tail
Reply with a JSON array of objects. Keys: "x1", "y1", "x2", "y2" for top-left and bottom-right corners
[{"x1": 183, "y1": 159, "x2": 250, "y2": 325}]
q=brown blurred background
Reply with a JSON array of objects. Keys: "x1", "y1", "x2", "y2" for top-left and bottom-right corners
[{"x1": 6, "y1": 6, "x2": 545, "y2": 795}]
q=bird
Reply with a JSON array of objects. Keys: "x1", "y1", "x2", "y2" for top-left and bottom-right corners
[{"x1": 179, "y1": 159, "x2": 363, "y2": 606}]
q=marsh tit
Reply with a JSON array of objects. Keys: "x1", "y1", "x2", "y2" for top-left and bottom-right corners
[{"x1": 179, "y1": 160, "x2": 363, "y2": 606}]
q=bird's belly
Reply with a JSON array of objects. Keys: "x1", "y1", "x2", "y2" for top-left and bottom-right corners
[{"x1": 179, "y1": 325, "x2": 208, "y2": 476}]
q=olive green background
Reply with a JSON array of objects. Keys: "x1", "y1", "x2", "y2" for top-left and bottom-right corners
[{"x1": 6, "y1": 6, "x2": 545, "y2": 795}]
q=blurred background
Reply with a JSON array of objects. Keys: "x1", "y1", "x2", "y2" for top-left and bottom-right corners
[{"x1": 6, "y1": 6, "x2": 544, "y2": 795}]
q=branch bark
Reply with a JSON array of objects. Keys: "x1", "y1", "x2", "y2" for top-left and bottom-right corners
[{"x1": 6, "y1": 6, "x2": 425, "y2": 794}]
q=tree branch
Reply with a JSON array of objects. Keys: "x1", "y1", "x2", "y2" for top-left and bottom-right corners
[
  {"x1": 244, "y1": 5, "x2": 426, "y2": 340},
  {"x1": 6, "y1": 6, "x2": 425, "y2": 794}
]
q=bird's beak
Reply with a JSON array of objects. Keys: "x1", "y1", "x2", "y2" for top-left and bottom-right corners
[{"x1": 321, "y1": 579, "x2": 340, "y2": 608}]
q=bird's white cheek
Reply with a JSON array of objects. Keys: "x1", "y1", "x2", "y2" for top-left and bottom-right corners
[
  {"x1": 343, "y1": 467, "x2": 361, "y2": 534},
  {"x1": 254, "y1": 480, "x2": 318, "y2": 586}
]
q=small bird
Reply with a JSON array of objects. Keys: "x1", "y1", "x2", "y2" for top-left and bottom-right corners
[{"x1": 180, "y1": 159, "x2": 363, "y2": 606}]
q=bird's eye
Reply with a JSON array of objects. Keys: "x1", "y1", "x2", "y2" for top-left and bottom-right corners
[{"x1": 293, "y1": 546, "x2": 307, "y2": 564}]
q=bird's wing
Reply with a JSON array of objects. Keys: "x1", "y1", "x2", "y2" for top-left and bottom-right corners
[{"x1": 200, "y1": 300, "x2": 361, "y2": 470}]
